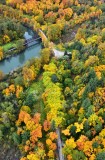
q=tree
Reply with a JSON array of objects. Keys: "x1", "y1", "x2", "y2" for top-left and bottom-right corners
[
  {"x1": 0, "y1": 0, "x2": 6, "y2": 4},
  {"x1": 100, "y1": 3, "x2": 105, "y2": 12},
  {"x1": 72, "y1": 150, "x2": 86, "y2": 160},
  {"x1": 71, "y1": 60, "x2": 84, "y2": 74},
  {"x1": 25, "y1": 92, "x2": 39, "y2": 107},
  {"x1": 22, "y1": 66, "x2": 36, "y2": 85},
  {"x1": 41, "y1": 48, "x2": 51, "y2": 64},
  {"x1": 6, "y1": 0, "x2": 23, "y2": 7},
  {"x1": 16, "y1": 39, "x2": 25, "y2": 51},
  {"x1": 64, "y1": 8, "x2": 73, "y2": 21},
  {"x1": 47, "y1": 24, "x2": 62, "y2": 42},
  {"x1": 85, "y1": 56, "x2": 99, "y2": 68},
  {"x1": 96, "y1": 151, "x2": 105, "y2": 160},
  {"x1": 0, "y1": 47, "x2": 3, "y2": 60},
  {"x1": 45, "y1": 11, "x2": 57, "y2": 24},
  {"x1": 3, "y1": 35, "x2": 10, "y2": 44},
  {"x1": 35, "y1": 14, "x2": 44, "y2": 25}
]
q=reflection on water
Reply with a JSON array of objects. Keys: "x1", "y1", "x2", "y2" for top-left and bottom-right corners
[
  {"x1": 0, "y1": 43, "x2": 42, "y2": 74},
  {"x1": 19, "y1": 52, "x2": 25, "y2": 64},
  {"x1": 0, "y1": 28, "x2": 42, "y2": 74}
]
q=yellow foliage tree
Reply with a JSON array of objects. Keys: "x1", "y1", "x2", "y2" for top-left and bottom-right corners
[
  {"x1": 22, "y1": 66, "x2": 36, "y2": 85},
  {"x1": 0, "y1": 47, "x2": 3, "y2": 60},
  {"x1": 3, "y1": 35, "x2": 10, "y2": 44},
  {"x1": 85, "y1": 56, "x2": 99, "y2": 68}
]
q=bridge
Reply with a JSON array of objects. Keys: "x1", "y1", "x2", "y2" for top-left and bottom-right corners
[
  {"x1": 24, "y1": 36, "x2": 41, "y2": 46},
  {"x1": 39, "y1": 29, "x2": 65, "y2": 57}
]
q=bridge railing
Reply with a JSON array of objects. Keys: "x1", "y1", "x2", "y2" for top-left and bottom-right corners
[{"x1": 24, "y1": 37, "x2": 41, "y2": 46}]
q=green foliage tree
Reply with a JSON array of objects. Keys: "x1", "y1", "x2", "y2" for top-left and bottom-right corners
[
  {"x1": 96, "y1": 152, "x2": 105, "y2": 160},
  {"x1": 72, "y1": 150, "x2": 87, "y2": 160}
]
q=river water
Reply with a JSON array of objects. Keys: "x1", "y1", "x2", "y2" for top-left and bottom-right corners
[{"x1": 0, "y1": 28, "x2": 42, "y2": 74}]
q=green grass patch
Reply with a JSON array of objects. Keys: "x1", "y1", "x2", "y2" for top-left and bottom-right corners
[
  {"x1": 2, "y1": 39, "x2": 25, "y2": 53},
  {"x1": 2, "y1": 40, "x2": 18, "y2": 52},
  {"x1": 2, "y1": 42, "x2": 14, "y2": 52}
]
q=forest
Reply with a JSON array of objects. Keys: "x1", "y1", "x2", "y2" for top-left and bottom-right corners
[{"x1": 1, "y1": 0, "x2": 105, "y2": 160}]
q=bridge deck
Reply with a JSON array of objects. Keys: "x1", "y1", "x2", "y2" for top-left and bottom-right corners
[{"x1": 24, "y1": 37, "x2": 41, "y2": 45}]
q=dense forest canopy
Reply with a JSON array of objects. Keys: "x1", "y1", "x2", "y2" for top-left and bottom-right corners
[{"x1": 1, "y1": 0, "x2": 105, "y2": 160}]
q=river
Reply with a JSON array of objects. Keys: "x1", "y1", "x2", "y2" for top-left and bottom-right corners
[{"x1": 0, "y1": 28, "x2": 42, "y2": 74}]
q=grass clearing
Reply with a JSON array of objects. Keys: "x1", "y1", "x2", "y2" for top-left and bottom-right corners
[
  {"x1": 2, "y1": 42, "x2": 15, "y2": 52},
  {"x1": 2, "y1": 39, "x2": 24, "y2": 52}
]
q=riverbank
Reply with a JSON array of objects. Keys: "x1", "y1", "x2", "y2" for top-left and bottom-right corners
[
  {"x1": 0, "y1": 39, "x2": 41, "y2": 63},
  {"x1": 0, "y1": 26, "x2": 41, "y2": 62},
  {"x1": 1, "y1": 43, "x2": 26, "y2": 62},
  {"x1": 0, "y1": 43, "x2": 42, "y2": 74},
  {"x1": 0, "y1": 36, "x2": 26, "y2": 62}
]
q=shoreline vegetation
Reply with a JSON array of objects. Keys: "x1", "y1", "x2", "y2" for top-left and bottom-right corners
[
  {"x1": 0, "y1": 25, "x2": 41, "y2": 62},
  {"x1": 1, "y1": 39, "x2": 26, "y2": 61},
  {"x1": 0, "y1": 37, "x2": 41, "y2": 62}
]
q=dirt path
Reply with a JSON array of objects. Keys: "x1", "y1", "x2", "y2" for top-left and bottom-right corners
[{"x1": 56, "y1": 128, "x2": 64, "y2": 160}]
